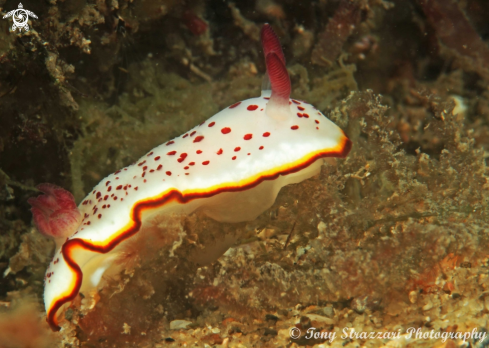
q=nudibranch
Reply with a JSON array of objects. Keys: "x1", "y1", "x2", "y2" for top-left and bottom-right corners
[{"x1": 29, "y1": 24, "x2": 351, "y2": 331}]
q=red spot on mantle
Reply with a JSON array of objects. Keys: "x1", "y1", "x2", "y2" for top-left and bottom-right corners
[
  {"x1": 229, "y1": 102, "x2": 241, "y2": 109},
  {"x1": 166, "y1": 171, "x2": 172, "y2": 176},
  {"x1": 166, "y1": 141, "x2": 174, "y2": 146},
  {"x1": 292, "y1": 99, "x2": 301, "y2": 104},
  {"x1": 234, "y1": 147, "x2": 241, "y2": 152},
  {"x1": 244, "y1": 134, "x2": 252, "y2": 140},
  {"x1": 208, "y1": 122, "x2": 215, "y2": 127},
  {"x1": 247, "y1": 105, "x2": 258, "y2": 111},
  {"x1": 177, "y1": 153, "x2": 188, "y2": 163},
  {"x1": 297, "y1": 106, "x2": 305, "y2": 111},
  {"x1": 221, "y1": 127, "x2": 231, "y2": 134},
  {"x1": 263, "y1": 132, "x2": 270, "y2": 137},
  {"x1": 193, "y1": 136, "x2": 204, "y2": 143},
  {"x1": 202, "y1": 161, "x2": 210, "y2": 165},
  {"x1": 217, "y1": 148, "x2": 223, "y2": 155},
  {"x1": 291, "y1": 125, "x2": 299, "y2": 130}
]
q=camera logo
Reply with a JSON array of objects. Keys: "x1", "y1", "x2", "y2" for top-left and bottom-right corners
[{"x1": 3, "y1": 3, "x2": 38, "y2": 32}]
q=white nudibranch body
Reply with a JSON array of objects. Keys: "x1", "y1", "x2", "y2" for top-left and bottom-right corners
[{"x1": 39, "y1": 25, "x2": 352, "y2": 331}]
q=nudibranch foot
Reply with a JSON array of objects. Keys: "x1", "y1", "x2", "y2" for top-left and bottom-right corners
[{"x1": 36, "y1": 23, "x2": 352, "y2": 332}]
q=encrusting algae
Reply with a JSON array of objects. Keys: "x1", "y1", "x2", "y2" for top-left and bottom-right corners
[{"x1": 1, "y1": 0, "x2": 489, "y2": 347}]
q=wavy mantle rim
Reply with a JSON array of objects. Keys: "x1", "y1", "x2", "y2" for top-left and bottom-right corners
[{"x1": 47, "y1": 134, "x2": 352, "y2": 331}]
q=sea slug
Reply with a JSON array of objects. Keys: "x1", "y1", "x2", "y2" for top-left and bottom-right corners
[{"x1": 29, "y1": 24, "x2": 352, "y2": 331}]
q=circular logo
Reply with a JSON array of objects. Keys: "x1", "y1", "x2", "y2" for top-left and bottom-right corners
[
  {"x1": 12, "y1": 9, "x2": 28, "y2": 27},
  {"x1": 289, "y1": 327, "x2": 301, "y2": 339},
  {"x1": 3, "y1": 3, "x2": 38, "y2": 33}
]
